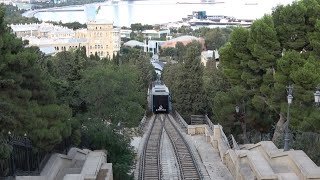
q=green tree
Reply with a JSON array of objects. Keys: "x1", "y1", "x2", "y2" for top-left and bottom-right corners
[
  {"x1": 164, "y1": 41, "x2": 206, "y2": 122},
  {"x1": 78, "y1": 65, "x2": 145, "y2": 127},
  {"x1": 81, "y1": 118, "x2": 134, "y2": 180},
  {"x1": 0, "y1": 6, "x2": 72, "y2": 151}
]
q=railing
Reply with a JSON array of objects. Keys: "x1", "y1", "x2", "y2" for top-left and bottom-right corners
[
  {"x1": 204, "y1": 114, "x2": 214, "y2": 131},
  {"x1": 0, "y1": 135, "x2": 72, "y2": 178},
  {"x1": 229, "y1": 135, "x2": 240, "y2": 150},
  {"x1": 174, "y1": 111, "x2": 189, "y2": 130},
  {"x1": 218, "y1": 124, "x2": 231, "y2": 150},
  {"x1": 138, "y1": 113, "x2": 147, "y2": 134},
  {"x1": 204, "y1": 116, "x2": 239, "y2": 151}
]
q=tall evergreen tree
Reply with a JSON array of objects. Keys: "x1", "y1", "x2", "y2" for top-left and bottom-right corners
[
  {"x1": 172, "y1": 41, "x2": 206, "y2": 121},
  {"x1": 0, "y1": 6, "x2": 72, "y2": 151}
]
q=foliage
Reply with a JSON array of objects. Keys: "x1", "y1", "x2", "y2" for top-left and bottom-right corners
[
  {"x1": 0, "y1": 6, "x2": 72, "y2": 151},
  {"x1": 163, "y1": 41, "x2": 206, "y2": 122},
  {"x1": 50, "y1": 21, "x2": 87, "y2": 30},
  {"x1": 45, "y1": 46, "x2": 153, "y2": 177},
  {"x1": 81, "y1": 118, "x2": 135, "y2": 180},
  {"x1": 209, "y1": 0, "x2": 320, "y2": 164},
  {"x1": 194, "y1": 27, "x2": 232, "y2": 50},
  {"x1": 3, "y1": 5, "x2": 39, "y2": 24},
  {"x1": 78, "y1": 65, "x2": 145, "y2": 127},
  {"x1": 130, "y1": 23, "x2": 153, "y2": 32}
]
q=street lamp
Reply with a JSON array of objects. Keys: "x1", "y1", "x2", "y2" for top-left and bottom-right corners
[
  {"x1": 235, "y1": 105, "x2": 248, "y2": 143},
  {"x1": 235, "y1": 105, "x2": 240, "y2": 114},
  {"x1": 314, "y1": 87, "x2": 320, "y2": 106},
  {"x1": 284, "y1": 85, "x2": 293, "y2": 151}
]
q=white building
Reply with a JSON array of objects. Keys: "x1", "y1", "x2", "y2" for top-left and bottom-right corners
[
  {"x1": 120, "y1": 29, "x2": 132, "y2": 39},
  {"x1": 142, "y1": 29, "x2": 170, "y2": 39},
  {"x1": 201, "y1": 50, "x2": 219, "y2": 68},
  {"x1": 10, "y1": 22, "x2": 75, "y2": 39},
  {"x1": 144, "y1": 39, "x2": 165, "y2": 55},
  {"x1": 10, "y1": 21, "x2": 121, "y2": 58}
]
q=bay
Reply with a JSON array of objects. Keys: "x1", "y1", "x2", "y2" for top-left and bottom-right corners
[{"x1": 26, "y1": 0, "x2": 295, "y2": 27}]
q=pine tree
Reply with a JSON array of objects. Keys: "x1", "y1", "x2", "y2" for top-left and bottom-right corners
[{"x1": 0, "y1": 6, "x2": 72, "y2": 151}]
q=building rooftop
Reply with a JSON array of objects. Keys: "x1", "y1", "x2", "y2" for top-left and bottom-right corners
[
  {"x1": 202, "y1": 50, "x2": 214, "y2": 59},
  {"x1": 10, "y1": 22, "x2": 74, "y2": 34},
  {"x1": 167, "y1": 35, "x2": 201, "y2": 42},
  {"x1": 39, "y1": 46, "x2": 56, "y2": 55},
  {"x1": 142, "y1": 30, "x2": 159, "y2": 34},
  {"x1": 87, "y1": 19, "x2": 113, "y2": 25},
  {"x1": 123, "y1": 40, "x2": 145, "y2": 47}
]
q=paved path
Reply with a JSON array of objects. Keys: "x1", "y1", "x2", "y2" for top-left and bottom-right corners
[{"x1": 191, "y1": 135, "x2": 234, "y2": 180}]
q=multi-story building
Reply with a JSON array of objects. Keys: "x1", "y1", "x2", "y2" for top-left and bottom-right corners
[
  {"x1": 142, "y1": 29, "x2": 170, "y2": 39},
  {"x1": 11, "y1": 22, "x2": 75, "y2": 39},
  {"x1": 75, "y1": 20, "x2": 120, "y2": 58},
  {"x1": 10, "y1": 21, "x2": 121, "y2": 59}
]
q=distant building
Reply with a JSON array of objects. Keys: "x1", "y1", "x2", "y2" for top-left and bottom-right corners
[
  {"x1": 201, "y1": 50, "x2": 214, "y2": 66},
  {"x1": 144, "y1": 39, "x2": 165, "y2": 55},
  {"x1": 75, "y1": 20, "x2": 121, "y2": 58},
  {"x1": 201, "y1": 50, "x2": 219, "y2": 68},
  {"x1": 161, "y1": 35, "x2": 205, "y2": 49},
  {"x1": 11, "y1": 22, "x2": 75, "y2": 39},
  {"x1": 10, "y1": 21, "x2": 121, "y2": 58},
  {"x1": 120, "y1": 29, "x2": 132, "y2": 39},
  {"x1": 142, "y1": 29, "x2": 170, "y2": 39}
]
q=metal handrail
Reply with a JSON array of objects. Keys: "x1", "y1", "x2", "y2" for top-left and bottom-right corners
[
  {"x1": 138, "y1": 112, "x2": 147, "y2": 134},
  {"x1": 230, "y1": 135, "x2": 240, "y2": 150},
  {"x1": 174, "y1": 111, "x2": 189, "y2": 129},
  {"x1": 204, "y1": 115, "x2": 214, "y2": 131},
  {"x1": 219, "y1": 124, "x2": 231, "y2": 150}
]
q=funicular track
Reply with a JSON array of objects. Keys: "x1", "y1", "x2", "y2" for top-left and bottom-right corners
[
  {"x1": 164, "y1": 114, "x2": 202, "y2": 180},
  {"x1": 139, "y1": 115, "x2": 163, "y2": 180}
]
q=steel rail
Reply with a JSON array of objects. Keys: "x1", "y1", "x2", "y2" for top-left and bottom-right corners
[
  {"x1": 164, "y1": 114, "x2": 202, "y2": 180},
  {"x1": 138, "y1": 114, "x2": 163, "y2": 180}
]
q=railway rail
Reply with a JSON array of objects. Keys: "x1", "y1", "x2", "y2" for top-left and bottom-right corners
[
  {"x1": 138, "y1": 114, "x2": 202, "y2": 180},
  {"x1": 139, "y1": 115, "x2": 163, "y2": 180},
  {"x1": 164, "y1": 114, "x2": 202, "y2": 180}
]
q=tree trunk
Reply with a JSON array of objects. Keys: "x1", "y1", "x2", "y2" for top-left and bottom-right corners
[{"x1": 272, "y1": 113, "x2": 286, "y2": 143}]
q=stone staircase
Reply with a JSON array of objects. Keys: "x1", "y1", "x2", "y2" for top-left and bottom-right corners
[
  {"x1": 185, "y1": 120, "x2": 320, "y2": 180},
  {"x1": 224, "y1": 141, "x2": 320, "y2": 180},
  {"x1": 16, "y1": 148, "x2": 113, "y2": 180}
]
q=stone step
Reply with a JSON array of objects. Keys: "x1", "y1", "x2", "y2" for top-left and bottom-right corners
[{"x1": 247, "y1": 151, "x2": 277, "y2": 180}]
